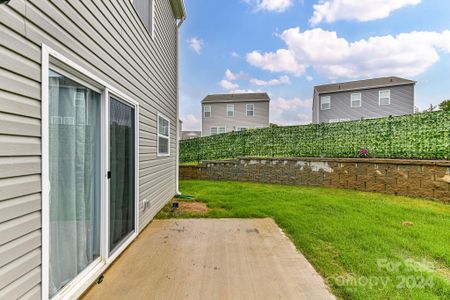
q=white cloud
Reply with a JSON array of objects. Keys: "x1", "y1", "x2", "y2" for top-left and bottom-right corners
[
  {"x1": 187, "y1": 37, "x2": 204, "y2": 54},
  {"x1": 270, "y1": 97, "x2": 312, "y2": 125},
  {"x1": 225, "y1": 69, "x2": 237, "y2": 81},
  {"x1": 310, "y1": 0, "x2": 421, "y2": 25},
  {"x1": 230, "y1": 89, "x2": 263, "y2": 94},
  {"x1": 224, "y1": 69, "x2": 249, "y2": 81},
  {"x1": 231, "y1": 51, "x2": 240, "y2": 58},
  {"x1": 270, "y1": 97, "x2": 313, "y2": 125},
  {"x1": 271, "y1": 97, "x2": 312, "y2": 111},
  {"x1": 306, "y1": 75, "x2": 313, "y2": 81},
  {"x1": 247, "y1": 27, "x2": 450, "y2": 78},
  {"x1": 247, "y1": 49, "x2": 307, "y2": 76},
  {"x1": 244, "y1": 0, "x2": 293, "y2": 12},
  {"x1": 181, "y1": 114, "x2": 201, "y2": 131},
  {"x1": 250, "y1": 75, "x2": 291, "y2": 86},
  {"x1": 219, "y1": 79, "x2": 240, "y2": 90}
]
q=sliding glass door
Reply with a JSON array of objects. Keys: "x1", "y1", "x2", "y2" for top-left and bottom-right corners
[
  {"x1": 48, "y1": 70, "x2": 101, "y2": 298},
  {"x1": 46, "y1": 65, "x2": 138, "y2": 299},
  {"x1": 109, "y1": 97, "x2": 136, "y2": 254}
]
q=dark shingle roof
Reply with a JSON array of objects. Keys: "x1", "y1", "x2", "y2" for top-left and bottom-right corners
[
  {"x1": 201, "y1": 93, "x2": 270, "y2": 104},
  {"x1": 314, "y1": 76, "x2": 416, "y2": 94}
]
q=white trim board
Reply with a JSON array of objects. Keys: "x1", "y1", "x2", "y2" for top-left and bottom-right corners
[{"x1": 41, "y1": 44, "x2": 140, "y2": 300}]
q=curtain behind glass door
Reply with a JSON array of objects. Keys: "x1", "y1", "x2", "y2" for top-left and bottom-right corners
[
  {"x1": 48, "y1": 70, "x2": 101, "y2": 297},
  {"x1": 109, "y1": 98, "x2": 135, "y2": 253}
]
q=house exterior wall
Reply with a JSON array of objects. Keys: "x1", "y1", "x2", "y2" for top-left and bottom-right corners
[
  {"x1": 312, "y1": 84, "x2": 415, "y2": 124},
  {"x1": 202, "y1": 101, "x2": 270, "y2": 136},
  {"x1": 0, "y1": 0, "x2": 179, "y2": 298}
]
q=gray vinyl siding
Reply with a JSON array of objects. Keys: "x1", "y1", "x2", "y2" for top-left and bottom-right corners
[
  {"x1": 202, "y1": 101, "x2": 270, "y2": 136},
  {"x1": 312, "y1": 84, "x2": 415, "y2": 124},
  {"x1": 0, "y1": 0, "x2": 179, "y2": 298}
]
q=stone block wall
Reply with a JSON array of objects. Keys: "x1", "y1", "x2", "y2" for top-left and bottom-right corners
[{"x1": 180, "y1": 157, "x2": 450, "y2": 203}]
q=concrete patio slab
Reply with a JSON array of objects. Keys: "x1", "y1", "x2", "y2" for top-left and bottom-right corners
[{"x1": 82, "y1": 218, "x2": 334, "y2": 300}]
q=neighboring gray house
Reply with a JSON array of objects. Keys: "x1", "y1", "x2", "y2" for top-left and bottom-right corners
[
  {"x1": 0, "y1": 1, "x2": 185, "y2": 299},
  {"x1": 182, "y1": 131, "x2": 201, "y2": 140},
  {"x1": 313, "y1": 77, "x2": 416, "y2": 124},
  {"x1": 201, "y1": 93, "x2": 270, "y2": 136}
]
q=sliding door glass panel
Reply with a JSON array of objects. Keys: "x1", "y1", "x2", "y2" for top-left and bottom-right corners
[
  {"x1": 48, "y1": 70, "x2": 101, "y2": 297},
  {"x1": 109, "y1": 97, "x2": 135, "y2": 253}
]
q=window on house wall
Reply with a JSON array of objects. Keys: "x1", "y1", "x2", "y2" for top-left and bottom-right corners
[
  {"x1": 321, "y1": 96, "x2": 331, "y2": 110},
  {"x1": 133, "y1": 0, "x2": 155, "y2": 39},
  {"x1": 351, "y1": 92, "x2": 362, "y2": 108},
  {"x1": 157, "y1": 114, "x2": 170, "y2": 156},
  {"x1": 203, "y1": 105, "x2": 211, "y2": 118},
  {"x1": 379, "y1": 90, "x2": 391, "y2": 105},
  {"x1": 226, "y1": 104, "x2": 234, "y2": 117},
  {"x1": 210, "y1": 126, "x2": 225, "y2": 135},
  {"x1": 246, "y1": 104, "x2": 254, "y2": 117},
  {"x1": 236, "y1": 126, "x2": 249, "y2": 131}
]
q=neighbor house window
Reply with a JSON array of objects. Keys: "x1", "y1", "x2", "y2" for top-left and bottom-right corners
[
  {"x1": 133, "y1": 0, "x2": 155, "y2": 39},
  {"x1": 321, "y1": 96, "x2": 331, "y2": 110},
  {"x1": 236, "y1": 126, "x2": 249, "y2": 131},
  {"x1": 210, "y1": 126, "x2": 225, "y2": 135},
  {"x1": 351, "y1": 93, "x2": 361, "y2": 108},
  {"x1": 157, "y1": 114, "x2": 170, "y2": 156},
  {"x1": 379, "y1": 90, "x2": 391, "y2": 105},
  {"x1": 246, "y1": 104, "x2": 254, "y2": 117},
  {"x1": 226, "y1": 104, "x2": 234, "y2": 117},
  {"x1": 203, "y1": 105, "x2": 211, "y2": 118}
]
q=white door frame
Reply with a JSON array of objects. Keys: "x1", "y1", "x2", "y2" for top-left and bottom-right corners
[
  {"x1": 106, "y1": 92, "x2": 140, "y2": 262},
  {"x1": 41, "y1": 44, "x2": 140, "y2": 300}
]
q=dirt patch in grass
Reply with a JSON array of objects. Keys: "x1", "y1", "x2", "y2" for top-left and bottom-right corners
[{"x1": 178, "y1": 201, "x2": 209, "y2": 212}]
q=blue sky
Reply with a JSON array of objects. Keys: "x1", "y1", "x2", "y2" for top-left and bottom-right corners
[{"x1": 179, "y1": 0, "x2": 450, "y2": 130}]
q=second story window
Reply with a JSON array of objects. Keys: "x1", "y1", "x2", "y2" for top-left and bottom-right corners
[
  {"x1": 133, "y1": 0, "x2": 155, "y2": 39},
  {"x1": 203, "y1": 105, "x2": 211, "y2": 118},
  {"x1": 379, "y1": 90, "x2": 391, "y2": 105},
  {"x1": 351, "y1": 93, "x2": 362, "y2": 108},
  {"x1": 246, "y1": 104, "x2": 254, "y2": 117},
  {"x1": 321, "y1": 96, "x2": 331, "y2": 110},
  {"x1": 226, "y1": 104, "x2": 234, "y2": 117}
]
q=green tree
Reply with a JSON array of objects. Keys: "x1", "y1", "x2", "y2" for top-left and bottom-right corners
[{"x1": 439, "y1": 100, "x2": 450, "y2": 112}]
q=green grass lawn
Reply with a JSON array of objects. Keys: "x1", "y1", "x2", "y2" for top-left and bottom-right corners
[{"x1": 157, "y1": 180, "x2": 450, "y2": 300}]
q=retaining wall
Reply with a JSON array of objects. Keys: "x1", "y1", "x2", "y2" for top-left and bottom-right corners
[{"x1": 180, "y1": 157, "x2": 450, "y2": 203}]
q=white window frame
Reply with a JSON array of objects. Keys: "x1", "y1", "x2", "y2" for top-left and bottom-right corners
[
  {"x1": 246, "y1": 104, "x2": 254, "y2": 117},
  {"x1": 226, "y1": 104, "x2": 234, "y2": 117},
  {"x1": 131, "y1": 0, "x2": 155, "y2": 40},
  {"x1": 379, "y1": 89, "x2": 391, "y2": 106},
  {"x1": 203, "y1": 105, "x2": 211, "y2": 118},
  {"x1": 351, "y1": 92, "x2": 362, "y2": 108},
  {"x1": 236, "y1": 126, "x2": 249, "y2": 131},
  {"x1": 321, "y1": 96, "x2": 331, "y2": 110},
  {"x1": 210, "y1": 126, "x2": 226, "y2": 135},
  {"x1": 157, "y1": 112, "x2": 171, "y2": 157},
  {"x1": 41, "y1": 45, "x2": 140, "y2": 300}
]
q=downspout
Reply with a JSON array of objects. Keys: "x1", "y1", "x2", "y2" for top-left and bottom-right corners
[{"x1": 175, "y1": 16, "x2": 186, "y2": 195}]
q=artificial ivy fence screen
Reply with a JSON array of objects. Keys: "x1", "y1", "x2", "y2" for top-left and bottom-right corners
[{"x1": 180, "y1": 111, "x2": 449, "y2": 163}]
